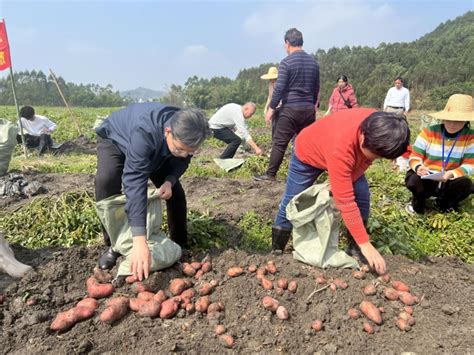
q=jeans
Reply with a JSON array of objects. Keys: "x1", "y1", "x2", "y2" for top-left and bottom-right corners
[
  {"x1": 212, "y1": 128, "x2": 242, "y2": 159},
  {"x1": 274, "y1": 151, "x2": 370, "y2": 230}
]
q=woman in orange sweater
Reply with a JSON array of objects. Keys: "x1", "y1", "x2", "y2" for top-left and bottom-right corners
[{"x1": 326, "y1": 75, "x2": 358, "y2": 114}]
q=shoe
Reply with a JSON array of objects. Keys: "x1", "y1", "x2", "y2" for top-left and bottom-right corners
[
  {"x1": 346, "y1": 238, "x2": 369, "y2": 266},
  {"x1": 271, "y1": 226, "x2": 292, "y2": 252},
  {"x1": 98, "y1": 247, "x2": 121, "y2": 270},
  {"x1": 405, "y1": 202, "x2": 416, "y2": 215},
  {"x1": 254, "y1": 174, "x2": 276, "y2": 182}
]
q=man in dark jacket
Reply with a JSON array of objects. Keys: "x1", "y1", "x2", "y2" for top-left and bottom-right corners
[
  {"x1": 255, "y1": 28, "x2": 320, "y2": 181},
  {"x1": 95, "y1": 103, "x2": 211, "y2": 280}
]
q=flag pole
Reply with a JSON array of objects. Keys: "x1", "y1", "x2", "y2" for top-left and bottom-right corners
[{"x1": 49, "y1": 68, "x2": 82, "y2": 136}]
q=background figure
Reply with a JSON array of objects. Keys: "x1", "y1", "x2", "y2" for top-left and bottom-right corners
[
  {"x1": 383, "y1": 77, "x2": 410, "y2": 116},
  {"x1": 260, "y1": 66, "x2": 280, "y2": 139},
  {"x1": 17, "y1": 106, "x2": 56, "y2": 155},
  {"x1": 326, "y1": 75, "x2": 358, "y2": 114}
]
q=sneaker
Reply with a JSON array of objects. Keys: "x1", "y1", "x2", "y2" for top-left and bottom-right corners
[
  {"x1": 253, "y1": 174, "x2": 276, "y2": 182},
  {"x1": 405, "y1": 202, "x2": 416, "y2": 215}
]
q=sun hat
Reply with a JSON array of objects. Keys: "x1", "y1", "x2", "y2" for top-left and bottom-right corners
[
  {"x1": 260, "y1": 66, "x2": 278, "y2": 80},
  {"x1": 430, "y1": 94, "x2": 474, "y2": 122}
]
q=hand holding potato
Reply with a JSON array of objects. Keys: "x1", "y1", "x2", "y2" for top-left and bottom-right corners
[
  {"x1": 130, "y1": 236, "x2": 151, "y2": 281},
  {"x1": 359, "y1": 242, "x2": 386, "y2": 275}
]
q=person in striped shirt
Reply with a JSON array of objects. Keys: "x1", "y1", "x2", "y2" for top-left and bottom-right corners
[{"x1": 405, "y1": 94, "x2": 473, "y2": 214}]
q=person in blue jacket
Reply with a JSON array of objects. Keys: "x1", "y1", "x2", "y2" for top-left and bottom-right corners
[{"x1": 95, "y1": 103, "x2": 211, "y2": 280}]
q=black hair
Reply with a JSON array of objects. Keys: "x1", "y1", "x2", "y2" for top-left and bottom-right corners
[
  {"x1": 360, "y1": 112, "x2": 410, "y2": 159},
  {"x1": 284, "y1": 28, "x2": 303, "y2": 47},
  {"x1": 170, "y1": 108, "x2": 212, "y2": 148},
  {"x1": 20, "y1": 106, "x2": 35, "y2": 120},
  {"x1": 337, "y1": 75, "x2": 348, "y2": 83},
  {"x1": 395, "y1": 77, "x2": 404, "y2": 83}
]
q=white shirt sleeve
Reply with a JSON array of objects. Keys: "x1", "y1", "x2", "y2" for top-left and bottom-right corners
[
  {"x1": 404, "y1": 89, "x2": 410, "y2": 112},
  {"x1": 44, "y1": 117, "x2": 57, "y2": 132},
  {"x1": 383, "y1": 89, "x2": 391, "y2": 109}
]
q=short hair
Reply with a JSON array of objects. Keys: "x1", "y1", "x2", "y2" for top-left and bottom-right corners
[
  {"x1": 20, "y1": 106, "x2": 35, "y2": 119},
  {"x1": 337, "y1": 75, "x2": 348, "y2": 83},
  {"x1": 284, "y1": 28, "x2": 303, "y2": 47},
  {"x1": 244, "y1": 102, "x2": 256, "y2": 112},
  {"x1": 360, "y1": 112, "x2": 410, "y2": 159},
  {"x1": 170, "y1": 108, "x2": 212, "y2": 148},
  {"x1": 395, "y1": 77, "x2": 404, "y2": 83}
]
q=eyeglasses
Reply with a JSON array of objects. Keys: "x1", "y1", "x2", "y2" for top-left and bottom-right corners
[{"x1": 169, "y1": 134, "x2": 197, "y2": 157}]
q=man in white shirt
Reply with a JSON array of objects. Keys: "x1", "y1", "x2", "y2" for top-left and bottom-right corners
[
  {"x1": 209, "y1": 102, "x2": 263, "y2": 159},
  {"x1": 383, "y1": 77, "x2": 410, "y2": 116},
  {"x1": 17, "y1": 106, "x2": 57, "y2": 155}
]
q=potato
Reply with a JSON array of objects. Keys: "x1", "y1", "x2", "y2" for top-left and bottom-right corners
[
  {"x1": 256, "y1": 267, "x2": 267, "y2": 279},
  {"x1": 377, "y1": 273, "x2": 391, "y2": 283},
  {"x1": 399, "y1": 292, "x2": 416, "y2": 306},
  {"x1": 383, "y1": 287, "x2": 399, "y2": 301},
  {"x1": 198, "y1": 283, "x2": 214, "y2": 296},
  {"x1": 359, "y1": 300, "x2": 382, "y2": 325},
  {"x1": 125, "y1": 275, "x2": 138, "y2": 284},
  {"x1": 219, "y1": 334, "x2": 235, "y2": 348},
  {"x1": 106, "y1": 296, "x2": 130, "y2": 308},
  {"x1": 50, "y1": 309, "x2": 78, "y2": 332},
  {"x1": 215, "y1": 324, "x2": 226, "y2": 336},
  {"x1": 392, "y1": 280, "x2": 410, "y2": 292},
  {"x1": 208, "y1": 302, "x2": 224, "y2": 313},
  {"x1": 137, "y1": 292, "x2": 155, "y2": 302},
  {"x1": 93, "y1": 266, "x2": 113, "y2": 283},
  {"x1": 248, "y1": 265, "x2": 257, "y2": 273},
  {"x1": 209, "y1": 279, "x2": 219, "y2": 288},
  {"x1": 262, "y1": 296, "x2": 279, "y2": 312},
  {"x1": 100, "y1": 305, "x2": 129, "y2": 324},
  {"x1": 311, "y1": 320, "x2": 323, "y2": 331},
  {"x1": 195, "y1": 296, "x2": 210, "y2": 313},
  {"x1": 86, "y1": 276, "x2": 114, "y2": 299},
  {"x1": 182, "y1": 263, "x2": 196, "y2": 277},
  {"x1": 154, "y1": 290, "x2": 167, "y2": 303},
  {"x1": 329, "y1": 283, "x2": 337, "y2": 292},
  {"x1": 363, "y1": 284, "x2": 377, "y2": 296},
  {"x1": 348, "y1": 308, "x2": 360, "y2": 319},
  {"x1": 396, "y1": 318, "x2": 411, "y2": 331},
  {"x1": 260, "y1": 277, "x2": 273, "y2": 290},
  {"x1": 201, "y1": 261, "x2": 212, "y2": 273},
  {"x1": 266, "y1": 261, "x2": 277, "y2": 274},
  {"x1": 129, "y1": 298, "x2": 148, "y2": 312},
  {"x1": 352, "y1": 271, "x2": 366, "y2": 280},
  {"x1": 180, "y1": 288, "x2": 195, "y2": 301},
  {"x1": 399, "y1": 311, "x2": 416, "y2": 326},
  {"x1": 74, "y1": 306, "x2": 95, "y2": 321},
  {"x1": 169, "y1": 278, "x2": 187, "y2": 296},
  {"x1": 132, "y1": 281, "x2": 152, "y2": 293},
  {"x1": 404, "y1": 306, "x2": 414, "y2": 315},
  {"x1": 277, "y1": 278, "x2": 289, "y2": 290},
  {"x1": 288, "y1": 281, "x2": 298, "y2": 293},
  {"x1": 363, "y1": 322, "x2": 375, "y2": 334},
  {"x1": 378, "y1": 307, "x2": 385, "y2": 313},
  {"x1": 195, "y1": 270, "x2": 204, "y2": 280},
  {"x1": 227, "y1": 267, "x2": 244, "y2": 277},
  {"x1": 276, "y1": 306, "x2": 289, "y2": 320},
  {"x1": 185, "y1": 303, "x2": 195, "y2": 314},
  {"x1": 333, "y1": 279, "x2": 348, "y2": 290},
  {"x1": 276, "y1": 287, "x2": 285, "y2": 296},
  {"x1": 315, "y1": 276, "x2": 327, "y2": 285},
  {"x1": 77, "y1": 297, "x2": 99, "y2": 310},
  {"x1": 136, "y1": 300, "x2": 161, "y2": 318},
  {"x1": 190, "y1": 261, "x2": 202, "y2": 270},
  {"x1": 360, "y1": 265, "x2": 370, "y2": 273}
]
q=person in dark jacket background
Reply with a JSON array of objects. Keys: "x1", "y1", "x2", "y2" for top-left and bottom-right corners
[{"x1": 95, "y1": 102, "x2": 211, "y2": 280}]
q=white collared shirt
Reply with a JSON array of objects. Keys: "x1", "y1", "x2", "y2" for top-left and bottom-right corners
[
  {"x1": 209, "y1": 103, "x2": 252, "y2": 142},
  {"x1": 383, "y1": 86, "x2": 410, "y2": 111},
  {"x1": 19, "y1": 115, "x2": 57, "y2": 136}
]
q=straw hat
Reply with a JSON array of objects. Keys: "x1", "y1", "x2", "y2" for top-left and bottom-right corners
[
  {"x1": 430, "y1": 94, "x2": 474, "y2": 121},
  {"x1": 260, "y1": 66, "x2": 278, "y2": 80}
]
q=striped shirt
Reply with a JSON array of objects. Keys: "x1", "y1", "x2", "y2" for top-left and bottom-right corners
[
  {"x1": 270, "y1": 50, "x2": 320, "y2": 109},
  {"x1": 409, "y1": 123, "x2": 474, "y2": 178}
]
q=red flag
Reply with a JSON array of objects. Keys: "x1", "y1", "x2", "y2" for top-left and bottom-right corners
[{"x1": 0, "y1": 20, "x2": 12, "y2": 71}]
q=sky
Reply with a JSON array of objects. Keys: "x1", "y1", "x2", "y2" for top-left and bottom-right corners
[{"x1": 0, "y1": 0, "x2": 472, "y2": 92}]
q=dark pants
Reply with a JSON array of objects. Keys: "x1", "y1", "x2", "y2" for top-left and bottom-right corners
[
  {"x1": 17, "y1": 133, "x2": 53, "y2": 154},
  {"x1": 267, "y1": 106, "x2": 315, "y2": 177},
  {"x1": 212, "y1": 128, "x2": 242, "y2": 159},
  {"x1": 95, "y1": 137, "x2": 188, "y2": 248},
  {"x1": 405, "y1": 170, "x2": 472, "y2": 213}
]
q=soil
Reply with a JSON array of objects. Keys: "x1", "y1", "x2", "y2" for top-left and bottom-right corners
[{"x1": 1, "y1": 172, "x2": 473, "y2": 353}]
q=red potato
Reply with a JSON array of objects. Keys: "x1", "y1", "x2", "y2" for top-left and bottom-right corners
[
  {"x1": 26, "y1": 298, "x2": 37, "y2": 306},
  {"x1": 190, "y1": 261, "x2": 202, "y2": 270},
  {"x1": 396, "y1": 318, "x2": 411, "y2": 331},
  {"x1": 182, "y1": 263, "x2": 196, "y2": 277},
  {"x1": 129, "y1": 298, "x2": 148, "y2": 312},
  {"x1": 137, "y1": 292, "x2": 155, "y2": 302},
  {"x1": 333, "y1": 279, "x2": 348, "y2": 290},
  {"x1": 50, "y1": 309, "x2": 78, "y2": 332},
  {"x1": 216, "y1": 301, "x2": 225, "y2": 311},
  {"x1": 195, "y1": 270, "x2": 204, "y2": 280},
  {"x1": 363, "y1": 284, "x2": 377, "y2": 296},
  {"x1": 74, "y1": 306, "x2": 95, "y2": 321},
  {"x1": 348, "y1": 308, "x2": 360, "y2": 319},
  {"x1": 288, "y1": 281, "x2": 298, "y2": 293},
  {"x1": 363, "y1": 322, "x2": 375, "y2": 334},
  {"x1": 384, "y1": 287, "x2": 399, "y2": 301},
  {"x1": 183, "y1": 279, "x2": 194, "y2": 288},
  {"x1": 316, "y1": 276, "x2": 327, "y2": 285},
  {"x1": 399, "y1": 292, "x2": 416, "y2": 306},
  {"x1": 154, "y1": 290, "x2": 167, "y2": 303},
  {"x1": 86, "y1": 276, "x2": 114, "y2": 299},
  {"x1": 248, "y1": 265, "x2": 257, "y2": 273},
  {"x1": 266, "y1": 261, "x2": 277, "y2": 274},
  {"x1": 136, "y1": 300, "x2": 161, "y2": 318},
  {"x1": 377, "y1": 273, "x2": 391, "y2": 283},
  {"x1": 378, "y1": 307, "x2": 385, "y2": 313},
  {"x1": 215, "y1": 324, "x2": 226, "y2": 336},
  {"x1": 132, "y1": 282, "x2": 152, "y2": 293},
  {"x1": 100, "y1": 305, "x2": 129, "y2": 324},
  {"x1": 256, "y1": 267, "x2": 267, "y2": 280},
  {"x1": 359, "y1": 300, "x2": 382, "y2": 325},
  {"x1": 262, "y1": 296, "x2": 279, "y2": 312},
  {"x1": 392, "y1": 280, "x2": 410, "y2": 292},
  {"x1": 77, "y1": 298, "x2": 99, "y2": 310},
  {"x1": 277, "y1": 278, "x2": 289, "y2": 290},
  {"x1": 352, "y1": 271, "x2": 366, "y2": 280},
  {"x1": 219, "y1": 334, "x2": 235, "y2": 348},
  {"x1": 180, "y1": 288, "x2": 195, "y2": 301},
  {"x1": 261, "y1": 277, "x2": 273, "y2": 290},
  {"x1": 207, "y1": 302, "x2": 224, "y2": 313},
  {"x1": 276, "y1": 306, "x2": 289, "y2": 320},
  {"x1": 404, "y1": 306, "x2": 414, "y2": 315},
  {"x1": 201, "y1": 261, "x2": 212, "y2": 273},
  {"x1": 329, "y1": 283, "x2": 337, "y2": 292},
  {"x1": 399, "y1": 311, "x2": 416, "y2": 326},
  {"x1": 227, "y1": 267, "x2": 244, "y2": 277},
  {"x1": 169, "y1": 278, "x2": 188, "y2": 296},
  {"x1": 311, "y1": 320, "x2": 323, "y2": 331},
  {"x1": 360, "y1": 265, "x2": 370, "y2": 273},
  {"x1": 198, "y1": 283, "x2": 214, "y2": 296},
  {"x1": 93, "y1": 266, "x2": 113, "y2": 283},
  {"x1": 185, "y1": 303, "x2": 195, "y2": 314},
  {"x1": 125, "y1": 275, "x2": 138, "y2": 284},
  {"x1": 276, "y1": 287, "x2": 285, "y2": 296},
  {"x1": 195, "y1": 296, "x2": 210, "y2": 313},
  {"x1": 106, "y1": 296, "x2": 130, "y2": 308}
]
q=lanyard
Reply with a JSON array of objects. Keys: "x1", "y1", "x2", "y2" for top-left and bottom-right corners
[{"x1": 441, "y1": 128, "x2": 461, "y2": 172}]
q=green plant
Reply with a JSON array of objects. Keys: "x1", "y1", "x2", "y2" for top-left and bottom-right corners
[{"x1": 238, "y1": 211, "x2": 272, "y2": 251}]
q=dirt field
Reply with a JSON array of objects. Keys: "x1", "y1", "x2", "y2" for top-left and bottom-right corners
[{"x1": 1, "y1": 173, "x2": 473, "y2": 354}]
